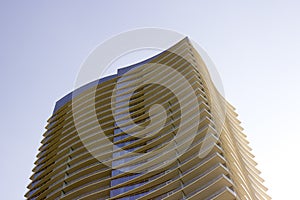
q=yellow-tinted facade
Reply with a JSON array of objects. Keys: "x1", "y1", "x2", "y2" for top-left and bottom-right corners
[{"x1": 26, "y1": 38, "x2": 270, "y2": 200}]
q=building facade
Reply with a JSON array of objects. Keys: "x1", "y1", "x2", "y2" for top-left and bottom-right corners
[{"x1": 26, "y1": 38, "x2": 270, "y2": 200}]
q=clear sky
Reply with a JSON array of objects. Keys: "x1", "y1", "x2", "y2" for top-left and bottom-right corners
[{"x1": 1, "y1": 1, "x2": 299, "y2": 199}]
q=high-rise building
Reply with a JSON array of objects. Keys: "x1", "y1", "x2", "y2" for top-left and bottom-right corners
[{"x1": 26, "y1": 38, "x2": 270, "y2": 200}]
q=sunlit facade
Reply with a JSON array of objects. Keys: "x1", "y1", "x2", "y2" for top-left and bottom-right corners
[{"x1": 26, "y1": 38, "x2": 270, "y2": 200}]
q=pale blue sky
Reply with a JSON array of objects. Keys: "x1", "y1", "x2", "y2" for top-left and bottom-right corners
[{"x1": 1, "y1": 1, "x2": 300, "y2": 199}]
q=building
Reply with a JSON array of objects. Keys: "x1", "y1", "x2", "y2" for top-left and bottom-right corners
[{"x1": 26, "y1": 38, "x2": 270, "y2": 200}]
